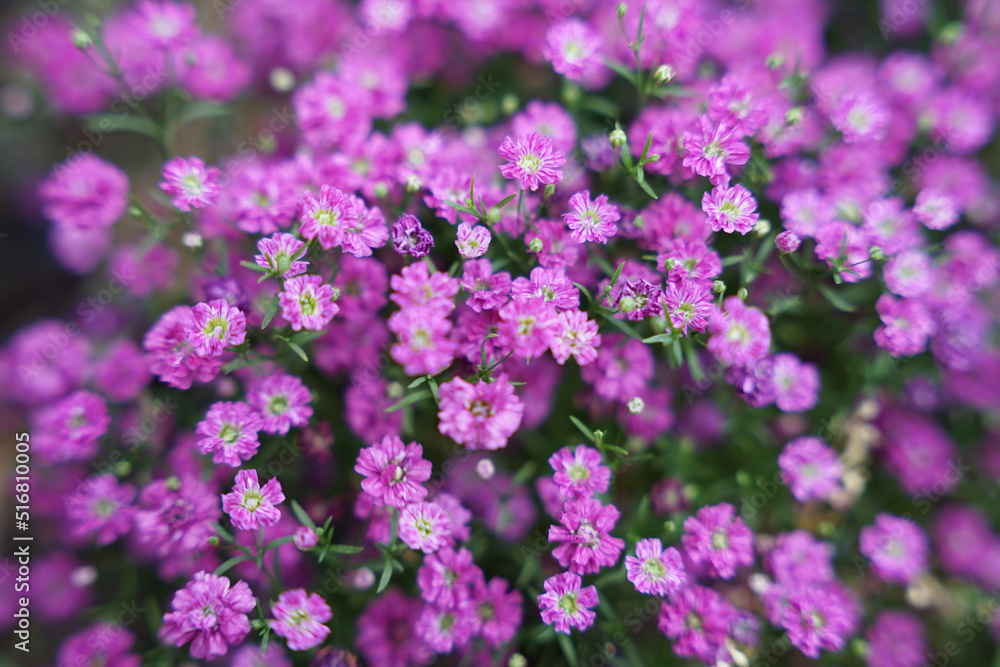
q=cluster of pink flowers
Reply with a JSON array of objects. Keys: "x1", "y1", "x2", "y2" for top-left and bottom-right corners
[{"x1": 7, "y1": 0, "x2": 1000, "y2": 665}]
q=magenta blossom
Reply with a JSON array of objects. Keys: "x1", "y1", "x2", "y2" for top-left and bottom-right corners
[
  {"x1": 158, "y1": 571, "x2": 255, "y2": 660},
  {"x1": 538, "y1": 572, "x2": 598, "y2": 634},
  {"x1": 549, "y1": 497, "x2": 625, "y2": 574},
  {"x1": 221, "y1": 469, "x2": 285, "y2": 531},
  {"x1": 681, "y1": 502, "x2": 755, "y2": 579},
  {"x1": 437, "y1": 374, "x2": 524, "y2": 451},
  {"x1": 548, "y1": 445, "x2": 611, "y2": 499},
  {"x1": 354, "y1": 435, "x2": 433, "y2": 509},
  {"x1": 779, "y1": 436, "x2": 842, "y2": 502},
  {"x1": 498, "y1": 132, "x2": 566, "y2": 192},
  {"x1": 196, "y1": 401, "x2": 263, "y2": 467},
  {"x1": 563, "y1": 190, "x2": 620, "y2": 244},
  {"x1": 279, "y1": 275, "x2": 339, "y2": 331},
  {"x1": 268, "y1": 589, "x2": 332, "y2": 651},
  {"x1": 625, "y1": 538, "x2": 687, "y2": 597},
  {"x1": 187, "y1": 299, "x2": 246, "y2": 357},
  {"x1": 159, "y1": 156, "x2": 221, "y2": 211}
]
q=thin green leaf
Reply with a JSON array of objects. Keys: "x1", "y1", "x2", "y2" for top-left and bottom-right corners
[
  {"x1": 443, "y1": 201, "x2": 479, "y2": 215},
  {"x1": 721, "y1": 254, "x2": 746, "y2": 267},
  {"x1": 602, "y1": 313, "x2": 643, "y2": 339},
  {"x1": 326, "y1": 544, "x2": 364, "y2": 555},
  {"x1": 290, "y1": 500, "x2": 318, "y2": 531},
  {"x1": 262, "y1": 536, "x2": 296, "y2": 553},
  {"x1": 222, "y1": 357, "x2": 255, "y2": 374},
  {"x1": 214, "y1": 554, "x2": 254, "y2": 576},
  {"x1": 384, "y1": 389, "x2": 430, "y2": 413},
  {"x1": 427, "y1": 376, "x2": 440, "y2": 404},
  {"x1": 239, "y1": 260, "x2": 271, "y2": 274},
  {"x1": 290, "y1": 329, "x2": 325, "y2": 345},
  {"x1": 82, "y1": 113, "x2": 160, "y2": 139},
  {"x1": 573, "y1": 282, "x2": 594, "y2": 307},
  {"x1": 609, "y1": 260, "x2": 625, "y2": 288},
  {"x1": 407, "y1": 376, "x2": 429, "y2": 389},
  {"x1": 642, "y1": 333, "x2": 675, "y2": 345},
  {"x1": 377, "y1": 557, "x2": 394, "y2": 594},
  {"x1": 171, "y1": 101, "x2": 230, "y2": 128},
  {"x1": 262, "y1": 294, "x2": 280, "y2": 329},
  {"x1": 495, "y1": 193, "x2": 517, "y2": 209},
  {"x1": 260, "y1": 628, "x2": 269, "y2": 656},
  {"x1": 511, "y1": 460, "x2": 536, "y2": 487},
  {"x1": 557, "y1": 634, "x2": 579, "y2": 666},
  {"x1": 284, "y1": 340, "x2": 309, "y2": 362},
  {"x1": 817, "y1": 284, "x2": 857, "y2": 312},
  {"x1": 635, "y1": 177, "x2": 659, "y2": 199},
  {"x1": 671, "y1": 339, "x2": 684, "y2": 366},
  {"x1": 603, "y1": 59, "x2": 637, "y2": 84},
  {"x1": 569, "y1": 415, "x2": 596, "y2": 443}
]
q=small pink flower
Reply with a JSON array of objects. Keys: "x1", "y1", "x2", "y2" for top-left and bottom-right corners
[
  {"x1": 159, "y1": 156, "x2": 222, "y2": 211},
  {"x1": 625, "y1": 538, "x2": 687, "y2": 596},
  {"x1": 354, "y1": 435, "x2": 433, "y2": 509},
  {"x1": 498, "y1": 295, "x2": 560, "y2": 360},
  {"x1": 268, "y1": 589, "x2": 332, "y2": 651},
  {"x1": 548, "y1": 445, "x2": 610, "y2": 500},
  {"x1": 549, "y1": 497, "x2": 625, "y2": 574},
  {"x1": 255, "y1": 233, "x2": 308, "y2": 278},
  {"x1": 701, "y1": 183, "x2": 759, "y2": 235},
  {"x1": 497, "y1": 132, "x2": 566, "y2": 192},
  {"x1": 550, "y1": 309, "x2": 601, "y2": 365},
  {"x1": 456, "y1": 223, "x2": 491, "y2": 259},
  {"x1": 195, "y1": 401, "x2": 263, "y2": 467},
  {"x1": 707, "y1": 297, "x2": 771, "y2": 368},
  {"x1": 681, "y1": 116, "x2": 750, "y2": 187},
  {"x1": 158, "y1": 572, "x2": 255, "y2": 660},
  {"x1": 188, "y1": 299, "x2": 247, "y2": 357},
  {"x1": 538, "y1": 572, "x2": 598, "y2": 634},
  {"x1": 437, "y1": 374, "x2": 524, "y2": 451},
  {"x1": 299, "y1": 185, "x2": 358, "y2": 250},
  {"x1": 279, "y1": 275, "x2": 339, "y2": 331},
  {"x1": 399, "y1": 501, "x2": 452, "y2": 554},
  {"x1": 221, "y1": 469, "x2": 284, "y2": 531},
  {"x1": 563, "y1": 190, "x2": 620, "y2": 244}
]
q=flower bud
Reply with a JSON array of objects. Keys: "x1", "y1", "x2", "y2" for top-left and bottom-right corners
[
  {"x1": 712, "y1": 280, "x2": 726, "y2": 294},
  {"x1": 293, "y1": 526, "x2": 319, "y2": 551},
  {"x1": 509, "y1": 654, "x2": 528, "y2": 667},
  {"x1": 528, "y1": 237, "x2": 544, "y2": 253},
  {"x1": 501, "y1": 93, "x2": 519, "y2": 115},
  {"x1": 609, "y1": 128, "x2": 627, "y2": 148},
  {"x1": 352, "y1": 567, "x2": 375, "y2": 590},
  {"x1": 374, "y1": 182, "x2": 389, "y2": 199},
  {"x1": 870, "y1": 246, "x2": 885, "y2": 261},
  {"x1": 785, "y1": 106, "x2": 804, "y2": 125},
  {"x1": 166, "y1": 476, "x2": 181, "y2": 491},
  {"x1": 775, "y1": 230, "x2": 801, "y2": 253},
  {"x1": 329, "y1": 286, "x2": 342, "y2": 301},
  {"x1": 544, "y1": 183, "x2": 556, "y2": 199},
  {"x1": 753, "y1": 218, "x2": 771, "y2": 236},
  {"x1": 72, "y1": 28, "x2": 92, "y2": 49},
  {"x1": 114, "y1": 460, "x2": 132, "y2": 477},
  {"x1": 617, "y1": 3, "x2": 627, "y2": 21},
  {"x1": 476, "y1": 458, "x2": 495, "y2": 480},
  {"x1": 653, "y1": 64, "x2": 676, "y2": 85},
  {"x1": 387, "y1": 381, "x2": 404, "y2": 399},
  {"x1": 627, "y1": 397, "x2": 645, "y2": 415},
  {"x1": 737, "y1": 287, "x2": 748, "y2": 301},
  {"x1": 405, "y1": 174, "x2": 423, "y2": 193},
  {"x1": 208, "y1": 535, "x2": 220, "y2": 547},
  {"x1": 182, "y1": 231, "x2": 203, "y2": 249},
  {"x1": 766, "y1": 53, "x2": 785, "y2": 69},
  {"x1": 268, "y1": 67, "x2": 295, "y2": 92}
]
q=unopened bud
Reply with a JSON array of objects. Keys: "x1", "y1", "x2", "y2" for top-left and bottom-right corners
[
  {"x1": 509, "y1": 654, "x2": 528, "y2": 667},
  {"x1": 617, "y1": 3, "x2": 627, "y2": 21},
  {"x1": 627, "y1": 397, "x2": 645, "y2": 415},
  {"x1": 766, "y1": 53, "x2": 785, "y2": 69},
  {"x1": 609, "y1": 128, "x2": 627, "y2": 148},
  {"x1": 72, "y1": 565, "x2": 97, "y2": 588},
  {"x1": 785, "y1": 107, "x2": 804, "y2": 125},
  {"x1": 387, "y1": 381, "x2": 404, "y2": 399},
  {"x1": 329, "y1": 286, "x2": 341, "y2": 301},
  {"x1": 128, "y1": 206, "x2": 142, "y2": 219},
  {"x1": 114, "y1": 461, "x2": 131, "y2": 477},
  {"x1": 753, "y1": 218, "x2": 771, "y2": 236},
  {"x1": 166, "y1": 476, "x2": 181, "y2": 491},
  {"x1": 870, "y1": 246, "x2": 885, "y2": 261},
  {"x1": 208, "y1": 535, "x2": 220, "y2": 547},
  {"x1": 501, "y1": 94, "x2": 518, "y2": 115},
  {"x1": 653, "y1": 64, "x2": 676, "y2": 85},
  {"x1": 475, "y1": 459, "x2": 495, "y2": 480},
  {"x1": 72, "y1": 28, "x2": 92, "y2": 49},
  {"x1": 737, "y1": 287, "x2": 748, "y2": 301},
  {"x1": 528, "y1": 237, "x2": 544, "y2": 253},
  {"x1": 182, "y1": 231, "x2": 203, "y2": 249},
  {"x1": 544, "y1": 183, "x2": 556, "y2": 199},
  {"x1": 374, "y1": 182, "x2": 389, "y2": 199},
  {"x1": 712, "y1": 280, "x2": 726, "y2": 294},
  {"x1": 353, "y1": 567, "x2": 375, "y2": 590},
  {"x1": 268, "y1": 67, "x2": 295, "y2": 92},
  {"x1": 405, "y1": 174, "x2": 423, "y2": 193},
  {"x1": 775, "y1": 230, "x2": 801, "y2": 253}
]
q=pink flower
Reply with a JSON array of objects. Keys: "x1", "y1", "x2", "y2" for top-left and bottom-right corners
[
  {"x1": 437, "y1": 375, "x2": 524, "y2": 451},
  {"x1": 662, "y1": 279, "x2": 713, "y2": 335},
  {"x1": 65, "y1": 474, "x2": 136, "y2": 546},
  {"x1": 399, "y1": 501, "x2": 453, "y2": 553},
  {"x1": 778, "y1": 436, "x2": 842, "y2": 502},
  {"x1": 510, "y1": 267, "x2": 579, "y2": 311},
  {"x1": 390, "y1": 262, "x2": 460, "y2": 314},
  {"x1": 913, "y1": 187, "x2": 959, "y2": 230},
  {"x1": 498, "y1": 295, "x2": 560, "y2": 360},
  {"x1": 681, "y1": 502, "x2": 755, "y2": 579},
  {"x1": 187, "y1": 299, "x2": 247, "y2": 358},
  {"x1": 707, "y1": 297, "x2": 771, "y2": 368},
  {"x1": 538, "y1": 572, "x2": 598, "y2": 634},
  {"x1": 341, "y1": 195, "x2": 388, "y2": 258},
  {"x1": 859, "y1": 514, "x2": 929, "y2": 585},
  {"x1": 497, "y1": 132, "x2": 566, "y2": 192},
  {"x1": 299, "y1": 185, "x2": 358, "y2": 250},
  {"x1": 771, "y1": 353, "x2": 820, "y2": 413},
  {"x1": 255, "y1": 233, "x2": 308, "y2": 278},
  {"x1": 658, "y1": 584, "x2": 733, "y2": 663},
  {"x1": 681, "y1": 117, "x2": 750, "y2": 187},
  {"x1": 158, "y1": 571, "x2": 255, "y2": 660},
  {"x1": 39, "y1": 155, "x2": 129, "y2": 230},
  {"x1": 388, "y1": 306, "x2": 456, "y2": 376},
  {"x1": 548, "y1": 445, "x2": 610, "y2": 500},
  {"x1": 195, "y1": 401, "x2": 263, "y2": 467},
  {"x1": 279, "y1": 275, "x2": 339, "y2": 331},
  {"x1": 625, "y1": 538, "x2": 687, "y2": 596},
  {"x1": 416, "y1": 546, "x2": 483, "y2": 610},
  {"x1": 354, "y1": 435, "x2": 433, "y2": 509},
  {"x1": 248, "y1": 373, "x2": 314, "y2": 435},
  {"x1": 550, "y1": 309, "x2": 601, "y2": 365},
  {"x1": 221, "y1": 469, "x2": 284, "y2": 531},
  {"x1": 830, "y1": 92, "x2": 890, "y2": 144},
  {"x1": 782, "y1": 586, "x2": 859, "y2": 659},
  {"x1": 268, "y1": 589, "x2": 332, "y2": 651},
  {"x1": 472, "y1": 577, "x2": 523, "y2": 647},
  {"x1": 562, "y1": 190, "x2": 620, "y2": 244},
  {"x1": 543, "y1": 19, "x2": 604, "y2": 84},
  {"x1": 159, "y1": 156, "x2": 221, "y2": 211},
  {"x1": 392, "y1": 213, "x2": 435, "y2": 257},
  {"x1": 456, "y1": 223, "x2": 491, "y2": 259},
  {"x1": 701, "y1": 183, "x2": 759, "y2": 235},
  {"x1": 461, "y1": 260, "x2": 511, "y2": 313},
  {"x1": 549, "y1": 497, "x2": 625, "y2": 574},
  {"x1": 612, "y1": 278, "x2": 664, "y2": 321},
  {"x1": 873, "y1": 294, "x2": 937, "y2": 357}
]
